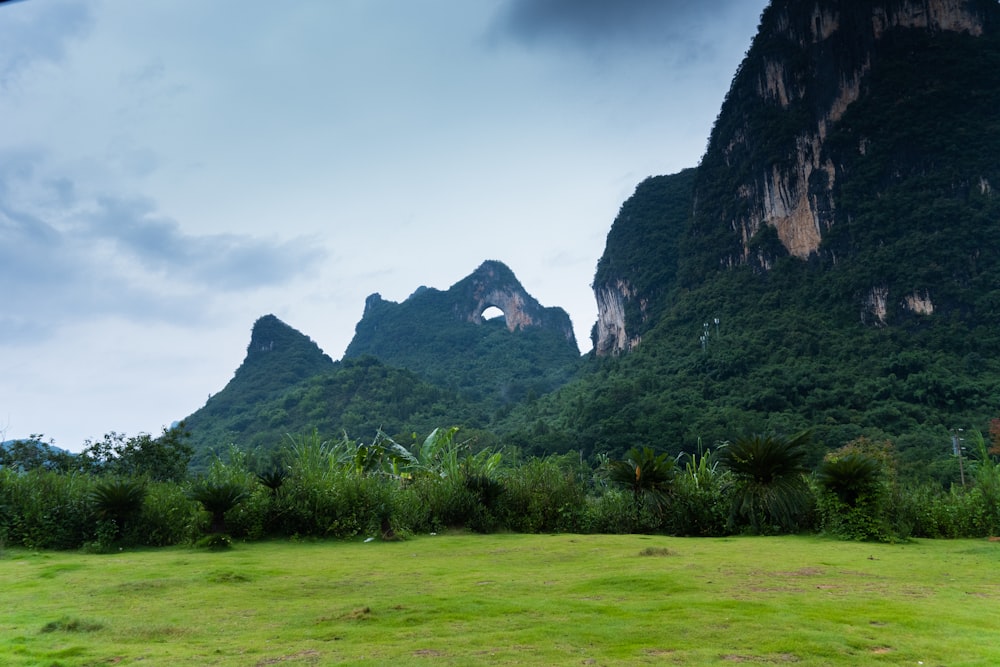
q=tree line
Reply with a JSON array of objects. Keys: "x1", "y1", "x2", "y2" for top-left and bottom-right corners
[{"x1": 2, "y1": 423, "x2": 999, "y2": 552}]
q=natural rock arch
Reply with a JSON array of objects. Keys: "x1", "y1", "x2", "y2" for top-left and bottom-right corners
[{"x1": 481, "y1": 305, "x2": 505, "y2": 321}]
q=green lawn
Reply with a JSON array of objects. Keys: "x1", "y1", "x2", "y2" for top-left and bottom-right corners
[{"x1": 1, "y1": 534, "x2": 998, "y2": 666}]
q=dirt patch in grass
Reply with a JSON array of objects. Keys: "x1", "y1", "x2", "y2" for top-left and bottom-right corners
[
  {"x1": 41, "y1": 617, "x2": 104, "y2": 633},
  {"x1": 341, "y1": 606, "x2": 372, "y2": 620},
  {"x1": 722, "y1": 653, "x2": 800, "y2": 663},
  {"x1": 773, "y1": 567, "x2": 824, "y2": 576},
  {"x1": 639, "y1": 547, "x2": 675, "y2": 557},
  {"x1": 255, "y1": 649, "x2": 321, "y2": 665},
  {"x1": 206, "y1": 570, "x2": 252, "y2": 584},
  {"x1": 413, "y1": 649, "x2": 446, "y2": 657}
]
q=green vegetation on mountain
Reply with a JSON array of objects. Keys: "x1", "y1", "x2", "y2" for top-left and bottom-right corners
[
  {"x1": 174, "y1": 1, "x2": 1000, "y2": 487},
  {"x1": 345, "y1": 261, "x2": 582, "y2": 408},
  {"x1": 183, "y1": 353, "x2": 466, "y2": 468},
  {"x1": 498, "y1": 1, "x2": 1000, "y2": 483}
]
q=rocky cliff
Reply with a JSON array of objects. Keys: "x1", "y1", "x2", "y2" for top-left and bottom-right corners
[
  {"x1": 593, "y1": 0, "x2": 1000, "y2": 354},
  {"x1": 707, "y1": 0, "x2": 992, "y2": 265}
]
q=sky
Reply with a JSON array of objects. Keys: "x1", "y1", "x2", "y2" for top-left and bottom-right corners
[{"x1": 1, "y1": 0, "x2": 768, "y2": 451}]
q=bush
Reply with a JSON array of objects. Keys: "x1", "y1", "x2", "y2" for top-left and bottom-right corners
[
  {"x1": 0, "y1": 470, "x2": 96, "y2": 549},
  {"x1": 138, "y1": 482, "x2": 201, "y2": 546},
  {"x1": 583, "y1": 489, "x2": 662, "y2": 534},
  {"x1": 500, "y1": 456, "x2": 588, "y2": 533},
  {"x1": 719, "y1": 433, "x2": 812, "y2": 534}
]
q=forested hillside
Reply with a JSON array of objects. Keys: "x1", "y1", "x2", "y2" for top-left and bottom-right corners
[
  {"x1": 500, "y1": 0, "x2": 1000, "y2": 482},
  {"x1": 180, "y1": 0, "x2": 1000, "y2": 484}
]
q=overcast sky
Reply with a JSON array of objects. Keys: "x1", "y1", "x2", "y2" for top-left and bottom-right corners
[{"x1": 1, "y1": 0, "x2": 767, "y2": 451}]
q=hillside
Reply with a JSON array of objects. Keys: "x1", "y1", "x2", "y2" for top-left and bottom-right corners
[
  {"x1": 179, "y1": 0, "x2": 1000, "y2": 481},
  {"x1": 503, "y1": 0, "x2": 1000, "y2": 480},
  {"x1": 182, "y1": 263, "x2": 582, "y2": 463}
]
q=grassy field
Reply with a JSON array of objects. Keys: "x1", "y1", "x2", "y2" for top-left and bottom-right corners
[{"x1": 1, "y1": 534, "x2": 998, "y2": 666}]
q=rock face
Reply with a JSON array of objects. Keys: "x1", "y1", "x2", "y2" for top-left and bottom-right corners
[
  {"x1": 592, "y1": 0, "x2": 998, "y2": 355},
  {"x1": 709, "y1": 0, "x2": 991, "y2": 266},
  {"x1": 455, "y1": 260, "x2": 576, "y2": 340}
]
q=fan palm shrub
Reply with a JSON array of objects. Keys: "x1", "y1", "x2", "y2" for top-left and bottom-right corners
[
  {"x1": 815, "y1": 437, "x2": 909, "y2": 541},
  {"x1": 719, "y1": 432, "x2": 811, "y2": 534},
  {"x1": 604, "y1": 446, "x2": 675, "y2": 532},
  {"x1": 90, "y1": 477, "x2": 147, "y2": 546},
  {"x1": 187, "y1": 480, "x2": 248, "y2": 535},
  {"x1": 815, "y1": 453, "x2": 888, "y2": 541}
]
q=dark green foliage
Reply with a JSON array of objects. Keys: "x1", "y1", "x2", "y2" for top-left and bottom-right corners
[
  {"x1": 184, "y1": 353, "x2": 463, "y2": 468},
  {"x1": 137, "y1": 482, "x2": 201, "y2": 546},
  {"x1": 720, "y1": 433, "x2": 812, "y2": 534},
  {"x1": 592, "y1": 170, "x2": 696, "y2": 347},
  {"x1": 495, "y1": 1, "x2": 1000, "y2": 478},
  {"x1": 604, "y1": 446, "x2": 675, "y2": 531},
  {"x1": 81, "y1": 425, "x2": 193, "y2": 483},
  {"x1": 256, "y1": 467, "x2": 287, "y2": 493},
  {"x1": 668, "y1": 448, "x2": 729, "y2": 536},
  {"x1": 0, "y1": 436, "x2": 76, "y2": 473},
  {"x1": 816, "y1": 454, "x2": 883, "y2": 508},
  {"x1": 187, "y1": 480, "x2": 248, "y2": 534},
  {"x1": 499, "y1": 455, "x2": 588, "y2": 533},
  {"x1": 90, "y1": 477, "x2": 147, "y2": 545},
  {"x1": 344, "y1": 263, "x2": 581, "y2": 415},
  {"x1": 0, "y1": 469, "x2": 95, "y2": 549}
]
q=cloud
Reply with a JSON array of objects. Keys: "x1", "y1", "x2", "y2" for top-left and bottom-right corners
[
  {"x1": 0, "y1": 0, "x2": 92, "y2": 84},
  {"x1": 0, "y1": 150, "x2": 328, "y2": 344},
  {"x1": 493, "y1": 0, "x2": 747, "y2": 53},
  {"x1": 86, "y1": 196, "x2": 326, "y2": 288}
]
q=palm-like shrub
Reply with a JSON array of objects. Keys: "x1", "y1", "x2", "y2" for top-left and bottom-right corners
[
  {"x1": 604, "y1": 447, "x2": 675, "y2": 531},
  {"x1": 256, "y1": 468, "x2": 287, "y2": 494},
  {"x1": 814, "y1": 437, "x2": 902, "y2": 541},
  {"x1": 816, "y1": 454, "x2": 882, "y2": 506},
  {"x1": 187, "y1": 481, "x2": 248, "y2": 535},
  {"x1": 719, "y1": 432, "x2": 811, "y2": 534},
  {"x1": 91, "y1": 477, "x2": 147, "y2": 541}
]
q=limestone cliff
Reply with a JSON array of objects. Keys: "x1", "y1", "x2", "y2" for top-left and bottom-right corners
[
  {"x1": 705, "y1": 0, "x2": 992, "y2": 266},
  {"x1": 592, "y1": 0, "x2": 999, "y2": 355}
]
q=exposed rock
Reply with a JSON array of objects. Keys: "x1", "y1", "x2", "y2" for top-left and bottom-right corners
[
  {"x1": 904, "y1": 290, "x2": 935, "y2": 316},
  {"x1": 594, "y1": 279, "x2": 643, "y2": 356},
  {"x1": 713, "y1": 0, "x2": 989, "y2": 264},
  {"x1": 863, "y1": 285, "x2": 890, "y2": 327}
]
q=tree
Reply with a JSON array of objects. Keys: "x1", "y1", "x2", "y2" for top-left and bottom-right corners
[
  {"x1": 90, "y1": 477, "x2": 148, "y2": 542},
  {"x1": 187, "y1": 480, "x2": 248, "y2": 535},
  {"x1": 719, "y1": 432, "x2": 812, "y2": 534},
  {"x1": 604, "y1": 446, "x2": 675, "y2": 530},
  {"x1": 0, "y1": 435, "x2": 76, "y2": 473},
  {"x1": 81, "y1": 424, "x2": 193, "y2": 482}
]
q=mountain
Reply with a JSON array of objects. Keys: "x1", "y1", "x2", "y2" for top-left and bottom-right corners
[
  {"x1": 345, "y1": 260, "x2": 582, "y2": 406},
  {"x1": 180, "y1": 0, "x2": 1000, "y2": 481},
  {"x1": 506, "y1": 0, "x2": 1000, "y2": 479},
  {"x1": 182, "y1": 264, "x2": 582, "y2": 463}
]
